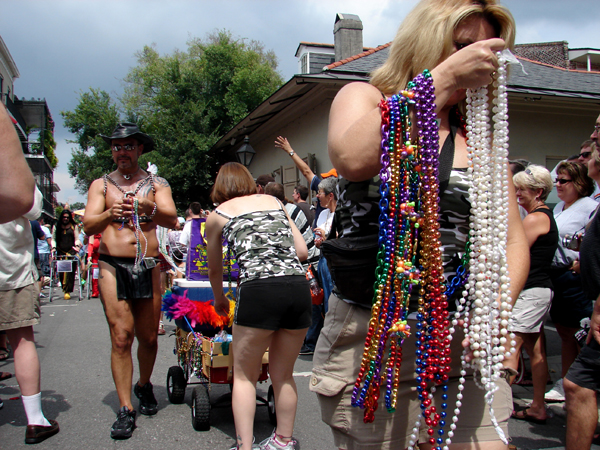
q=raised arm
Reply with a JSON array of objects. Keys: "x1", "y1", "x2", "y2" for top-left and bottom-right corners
[
  {"x1": 0, "y1": 104, "x2": 35, "y2": 222},
  {"x1": 275, "y1": 136, "x2": 316, "y2": 183}
]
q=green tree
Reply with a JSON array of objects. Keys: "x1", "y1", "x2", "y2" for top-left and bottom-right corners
[
  {"x1": 62, "y1": 31, "x2": 283, "y2": 206},
  {"x1": 62, "y1": 88, "x2": 120, "y2": 195}
]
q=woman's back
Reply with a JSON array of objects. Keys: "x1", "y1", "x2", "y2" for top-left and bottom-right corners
[{"x1": 215, "y1": 195, "x2": 304, "y2": 284}]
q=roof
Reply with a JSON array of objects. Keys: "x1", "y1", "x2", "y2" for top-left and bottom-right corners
[
  {"x1": 325, "y1": 44, "x2": 600, "y2": 98},
  {"x1": 213, "y1": 42, "x2": 600, "y2": 156},
  {"x1": 0, "y1": 35, "x2": 20, "y2": 79}
]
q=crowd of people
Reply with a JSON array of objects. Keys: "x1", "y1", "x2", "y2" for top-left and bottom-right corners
[{"x1": 2, "y1": 1, "x2": 600, "y2": 449}]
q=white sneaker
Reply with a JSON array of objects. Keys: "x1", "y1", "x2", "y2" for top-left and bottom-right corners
[
  {"x1": 259, "y1": 430, "x2": 299, "y2": 450},
  {"x1": 544, "y1": 378, "x2": 565, "y2": 402}
]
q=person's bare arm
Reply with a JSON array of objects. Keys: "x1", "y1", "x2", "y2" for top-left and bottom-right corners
[
  {"x1": 521, "y1": 210, "x2": 551, "y2": 248},
  {"x1": 505, "y1": 178, "x2": 530, "y2": 306},
  {"x1": 275, "y1": 136, "x2": 316, "y2": 183},
  {"x1": 136, "y1": 176, "x2": 178, "y2": 229},
  {"x1": 206, "y1": 212, "x2": 229, "y2": 316},
  {"x1": 0, "y1": 104, "x2": 35, "y2": 222},
  {"x1": 83, "y1": 179, "x2": 117, "y2": 235}
]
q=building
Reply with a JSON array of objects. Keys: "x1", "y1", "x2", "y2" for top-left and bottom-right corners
[
  {"x1": 212, "y1": 14, "x2": 600, "y2": 203},
  {"x1": 1, "y1": 35, "x2": 59, "y2": 220}
]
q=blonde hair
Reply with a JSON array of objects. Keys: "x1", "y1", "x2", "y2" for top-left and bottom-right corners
[
  {"x1": 512, "y1": 164, "x2": 553, "y2": 201},
  {"x1": 370, "y1": 0, "x2": 516, "y2": 95}
]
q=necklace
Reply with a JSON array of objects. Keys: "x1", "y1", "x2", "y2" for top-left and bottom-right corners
[
  {"x1": 354, "y1": 52, "x2": 513, "y2": 450},
  {"x1": 118, "y1": 167, "x2": 140, "y2": 180},
  {"x1": 449, "y1": 51, "x2": 513, "y2": 446},
  {"x1": 104, "y1": 173, "x2": 155, "y2": 198}
]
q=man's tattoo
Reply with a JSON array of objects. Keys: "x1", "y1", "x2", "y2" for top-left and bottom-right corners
[
  {"x1": 138, "y1": 184, "x2": 153, "y2": 198},
  {"x1": 237, "y1": 435, "x2": 243, "y2": 448},
  {"x1": 154, "y1": 176, "x2": 170, "y2": 188}
]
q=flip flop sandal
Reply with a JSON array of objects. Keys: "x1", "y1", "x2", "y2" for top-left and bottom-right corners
[
  {"x1": 511, "y1": 408, "x2": 547, "y2": 425},
  {"x1": 0, "y1": 347, "x2": 9, "y2": 361},
  {"x1": 0, "y1": 371, "x2": 12, "y2": 381}
]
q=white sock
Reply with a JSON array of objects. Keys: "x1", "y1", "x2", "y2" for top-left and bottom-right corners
[{"x1": 21, "y1": 392, "x2": 51, "y2": 427}]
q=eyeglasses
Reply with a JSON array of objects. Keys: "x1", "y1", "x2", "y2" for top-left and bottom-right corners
[
  {"x1": 593, "y1": 125, "x2": 600, "y2": 133},
  {"x1": 580, "y1": 151, "x2": 592, "y2": 159},
  {"x1": 112, "y1": 144, "x2": 137, "y2": 152},
  {"x1": 555, "y1": 178, "x2": 573, "y2": 185}
]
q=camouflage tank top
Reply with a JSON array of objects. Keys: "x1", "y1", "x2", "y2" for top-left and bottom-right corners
[{"x1": 215, "y1": 208, "x2": 305, "y2": 285}]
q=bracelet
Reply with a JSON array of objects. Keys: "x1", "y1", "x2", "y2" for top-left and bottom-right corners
[
  {"x1": 148, "y1": 202, "x2": 157, "y2": 219},
  {"x1": 289, "y1": 151, "x2": 295, "y2": 157}
]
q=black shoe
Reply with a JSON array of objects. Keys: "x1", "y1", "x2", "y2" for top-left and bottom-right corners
[
  {"x1": 134, "y1": 381, "x2": 158, "y2": 415},
  {"x1": 25, "y1": 419, "x2": 60, "y2": 444},
  {"x1": 299, "y1": 345, "x2": 314, "y2": 355},
  {"x1": 111, "y1": 406, "x2": 136, "y2": 439}
]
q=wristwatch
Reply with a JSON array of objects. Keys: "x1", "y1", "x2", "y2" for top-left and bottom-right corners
[{"x1": 289, "y1": 151, "x2": 295, "y2": 157}]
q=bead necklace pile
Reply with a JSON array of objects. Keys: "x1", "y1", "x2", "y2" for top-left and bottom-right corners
[
  {"x1": 353, "y1": 52, "x2": 514, "y2": 450},
  {"x1": 132, "y1": 197, "x2": 148, "y2": 269},
  {"x1": 450, "y1": 51, "x2": 514, "y2": 445},
  {"x1": 352, "y1": 71, "x2": 453, "y2": 447}
]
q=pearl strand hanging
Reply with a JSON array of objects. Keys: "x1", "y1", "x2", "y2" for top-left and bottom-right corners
[{"x1": 449, "y1": 51, "x2": 515, "y2": 446}]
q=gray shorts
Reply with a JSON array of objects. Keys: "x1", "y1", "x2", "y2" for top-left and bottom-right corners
[
  {"x1": 509, "y1": 287, "x2": 553, "y2": 333},
  {"x1": 0, "y1": 283, "x2": 40, "y2": 331},
  {"x1": 310, "y1": 294, "x2": 512, "y2": 450}
]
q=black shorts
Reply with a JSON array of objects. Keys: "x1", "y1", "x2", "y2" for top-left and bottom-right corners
[
  {"x1": 565, "y1": 339, "x2": 600, "y2": 392},
  {"x1": 235, "y1": 275, "x2": 312, "y2": 330},
  {"x1": 98, "y1": 254, "x2": 155, "y2": 300}
]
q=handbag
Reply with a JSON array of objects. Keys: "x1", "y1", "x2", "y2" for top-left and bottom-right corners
[{"x1": 320, "y1": 234, "x2": 379, "y2": 308}]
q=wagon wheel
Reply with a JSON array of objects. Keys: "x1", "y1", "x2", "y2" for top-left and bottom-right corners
[
  {"x1": 192, "y1": 385, "x2": 211, "y2": 431},
  {"x1": 267, "y1": 384, "x2": 277, "y2": 426},
  {"x1": 166, "y1": 366, "x2": 187, "y2": 404}
]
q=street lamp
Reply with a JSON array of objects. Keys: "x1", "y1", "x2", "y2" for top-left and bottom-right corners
[{"x1": 236, "y1": 135, "x2": 255, "y2": 168}]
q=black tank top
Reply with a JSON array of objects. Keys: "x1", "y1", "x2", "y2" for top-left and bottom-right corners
[{"x1": 524, "y1": 207, "x2": 559, "y2": 290}]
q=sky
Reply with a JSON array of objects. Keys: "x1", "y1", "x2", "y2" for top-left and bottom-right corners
[{"x1": 1, "y1": 0, "x2": 599, "y2": 205}]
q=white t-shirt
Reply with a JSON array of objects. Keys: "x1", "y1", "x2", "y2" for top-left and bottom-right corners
[
  {"x1": 316, "y1": 208, "x2": 335, "y2": 238},
  {"x1": 0, "y1": 188, "x2": 43, "y2": 290},
  {"x1": 37, "y1": 225, "x2": 52, "y2": 254},
  {"x1": 552, "y1": 196, "x2": 598, "y2": 267},
  {"x1": 179, "y1": 220, "x2": 192, "y2": 248}
]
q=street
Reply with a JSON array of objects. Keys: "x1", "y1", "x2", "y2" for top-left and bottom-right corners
[{"x1": 1, "y1": 286, "x2": 598, "y2": 450}]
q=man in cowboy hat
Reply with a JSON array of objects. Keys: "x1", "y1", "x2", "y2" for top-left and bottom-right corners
[{"x1": 83, "y1": 123, "x2": 177, "y2": 439}]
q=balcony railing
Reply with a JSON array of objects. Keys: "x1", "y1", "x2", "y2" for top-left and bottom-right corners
[{"x1": 3, "y1": 95, "x2": 27, "y2": 137}]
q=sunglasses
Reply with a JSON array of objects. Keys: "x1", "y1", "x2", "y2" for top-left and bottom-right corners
[
  {"x1": 112, "y1": 144, "x2": 137, "y2": 152},
  {"x1": 579, "y1": 151, "x2": 592, "y2": 159},
  {"x1": 555, "y1": 178, "x2": 573, "y2": 185}
]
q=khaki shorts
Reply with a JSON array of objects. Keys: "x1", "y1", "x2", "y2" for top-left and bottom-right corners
[
  {"x1": 310, "y1": 294, "x2": 512, "y2": 450},
  {"x1": 509, "y1": 287, "x2": 553, "y2": 333},
  {"x1": 0, "y1": 284, "x2": 41, "y2": 331}
]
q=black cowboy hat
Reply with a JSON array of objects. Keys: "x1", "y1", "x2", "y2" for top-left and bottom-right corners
[{"x1": 100, "y1": 123, "x2": 155, "y2": 153}]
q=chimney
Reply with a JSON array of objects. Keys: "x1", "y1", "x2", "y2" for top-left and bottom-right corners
[{"x1": 333, "y1": 13, "x2": 363, "y2": 62}]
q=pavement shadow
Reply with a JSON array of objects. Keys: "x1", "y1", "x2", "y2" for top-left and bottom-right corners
[{"x1": 0, "y1": 389, "x2": 70, "y2": 427}]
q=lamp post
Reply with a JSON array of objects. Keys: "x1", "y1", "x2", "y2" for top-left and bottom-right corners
[{"x1": 236, "y1": 135, "x2": 255, "y2": 168}]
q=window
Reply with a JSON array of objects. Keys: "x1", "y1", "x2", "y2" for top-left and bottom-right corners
[{"x1": 300, "y1": 54, "x2": 308, "y2": 74}]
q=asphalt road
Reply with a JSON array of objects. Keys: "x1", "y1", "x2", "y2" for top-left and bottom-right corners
[{"x1": 1, "y1": 285, "x2": 598, "y2": 450}]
